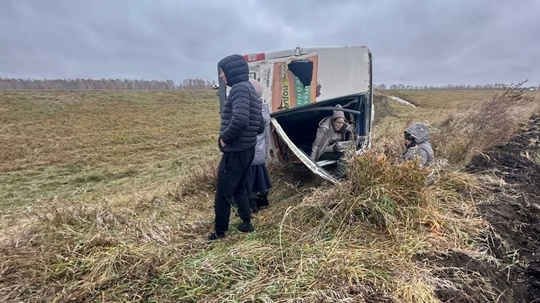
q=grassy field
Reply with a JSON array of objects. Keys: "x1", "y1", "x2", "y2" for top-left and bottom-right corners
[
  {"x1": 0, "y1": 90, "x2": 221, "y2": 209},
  {"x1": 0, "y1": 89, "x2": 538, "y2": 302}
]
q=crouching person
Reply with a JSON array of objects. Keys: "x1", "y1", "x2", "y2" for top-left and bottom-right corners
[
  {"x1": 209, "y1": 54, "x2": 264, "y2": 241},
  {"x1": 399, "y1": 122, "x2": 435, "y2": 167}
]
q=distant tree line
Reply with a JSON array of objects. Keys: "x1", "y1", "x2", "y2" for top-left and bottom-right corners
[
  {"x1": 375, "y1": 83, "x2": 539, "y2": 90},
  {"x1": 1, "y1": 77, "x2": 537, "y2": 91},
  {"x1": 0, "y1": 78, "x2": 217, "y2": 90}
]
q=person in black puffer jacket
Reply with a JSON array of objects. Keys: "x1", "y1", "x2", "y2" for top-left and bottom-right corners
[{"x1": 208, "y1": 54, "x2": 264, "y2": 241}]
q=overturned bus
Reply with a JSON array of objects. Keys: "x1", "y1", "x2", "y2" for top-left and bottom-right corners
[{"x1": 217, "y1": 46, "x2": 374, "y2": 183}]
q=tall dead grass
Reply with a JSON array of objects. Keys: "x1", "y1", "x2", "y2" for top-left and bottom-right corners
[
  {"x1": 1, "y1": 146, "x2": 492, "y2": 302},
  {"x1": 275, "y1": 148, "x2": 493, "y2": 302},
  {"x1": 431, "y1": 82, "x2": 539, "y2": 166}
]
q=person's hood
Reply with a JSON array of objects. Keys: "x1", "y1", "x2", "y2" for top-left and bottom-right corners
[
  {"x1": 404, "y1": 122, "x2": 430, "y2": 144},
  {"x1": 218, "y1": 54, "x2": 249, "y2": 87},
  {"x1": 318, "y1": 116, "x2": 332, "y2": 129}
]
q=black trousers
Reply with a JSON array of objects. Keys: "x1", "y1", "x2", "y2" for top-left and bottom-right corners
[{"x1": 214, "y1": 148, "x2": 255, "y2": 234}]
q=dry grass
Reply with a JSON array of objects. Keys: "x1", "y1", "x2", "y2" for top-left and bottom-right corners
[
  {"x1": 1, "y1": 89, "x2": 538, "y2": 302},
  {"x1": 377, "y1": 86, "x2": 540, "y2": 167},
  {"x1": 431, "y1": 84, "x2": 540, "y2": 166},
  {"x1": 374, "y1": 89, "x2": 502, "y2": 131},
  {"x1": 0, "y1": 90, "x2": 220, "y2": 209},
  {"x1": 1, "y1": 158, "x2": 487, "y2": 302}
]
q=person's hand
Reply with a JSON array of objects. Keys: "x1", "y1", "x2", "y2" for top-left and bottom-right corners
[
  {"x1": 332, "y1": 143, "x2": 341, "y2": 153},
  {"x1": 220, "y1": 138, "x2": 226, "y2": 147},
  {"x1": 339, "y1": 124, "x2": 349, "y2": 134}
]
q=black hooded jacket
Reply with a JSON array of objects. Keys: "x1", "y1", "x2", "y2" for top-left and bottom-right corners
[{"x1": 218, "y1": 54, "x2": 264, "y2": 152}]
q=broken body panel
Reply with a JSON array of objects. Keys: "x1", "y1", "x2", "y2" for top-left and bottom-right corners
[{"x1": 217, "y1": 46, "x2": 374, "y2": 183}]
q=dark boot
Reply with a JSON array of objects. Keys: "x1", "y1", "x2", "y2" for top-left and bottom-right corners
[
  {"x1": 207, "y1": 232, "x2": 225, "y2": 241},
  {"x1": 256, "y1": 192, "x2": 269, "y2": 209},
  {"x1": 237, "y1": 220, "x2": 255, "y2": 233}
]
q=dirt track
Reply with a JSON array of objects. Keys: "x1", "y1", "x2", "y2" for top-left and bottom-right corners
[{"x1": 457, "y1": 115, "x2": 540, "y2": 302}]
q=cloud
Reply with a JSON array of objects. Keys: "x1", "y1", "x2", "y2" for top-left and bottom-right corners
[{"x1": 1, "y1": 0, "x2": 539, "y2": 85}]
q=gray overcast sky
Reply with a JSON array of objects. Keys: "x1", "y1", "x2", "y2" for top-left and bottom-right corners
[{"x1": 1, "y1": 0, "x2": 539, "y2": 86}]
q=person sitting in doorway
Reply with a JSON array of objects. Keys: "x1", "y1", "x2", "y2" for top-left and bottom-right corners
[{"x1": 310, "y1": 104, "x2": 354, "y2": 178}]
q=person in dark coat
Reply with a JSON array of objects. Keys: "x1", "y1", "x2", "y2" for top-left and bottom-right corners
[{"x1": 208, "y1": 54, "x2": 264, "y2": 241}]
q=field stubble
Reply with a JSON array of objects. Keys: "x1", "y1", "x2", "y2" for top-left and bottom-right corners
[{"x1": 1, "y1": 88, "x2": 539, "y2": 302}]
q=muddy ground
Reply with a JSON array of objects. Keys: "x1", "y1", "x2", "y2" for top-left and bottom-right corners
[{"x1": 427, "y1": 115, "x2": 540, "y2": 302}]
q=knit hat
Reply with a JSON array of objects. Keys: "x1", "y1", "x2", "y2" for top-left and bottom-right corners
[
  {"x1": 249, "y1": 79, "x2": 263, "y2": 98},
  {"x1": 331, "y1": 104, "x2": 345, "y2": 120}
]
